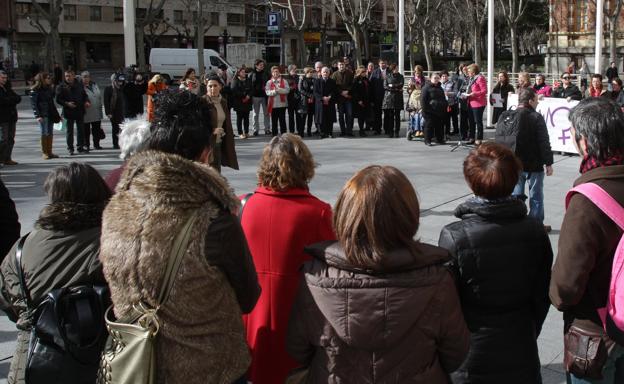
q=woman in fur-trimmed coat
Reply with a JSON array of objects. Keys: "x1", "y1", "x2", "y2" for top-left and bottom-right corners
[{"x1": 99, "y1": 149, "x2": 260, "y2": 384}]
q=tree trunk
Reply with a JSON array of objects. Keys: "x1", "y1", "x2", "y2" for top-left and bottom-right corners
[
  {"x1": 473, "y1": 24, "x2": 481, "y2": 67},
  {"x1": 297, "y1": 30, "x2": 306, "y2": 67},
  {"x1": 510, "y1": 25, "x2": 518, "y2": 73},
  {"x1": 363, "y1": 26, "x2": 371, "y2": 62},
  {"x1": 409, "y1": 28, "x2": 416, "y2": 71},
  {"x1": 136, "y1": 26, "x2": 147, "y2": 71},
  {"x1": 50, "y1": 28, "x2": 62, "y2": 71},
  {"x1": 349, "y1": 25, "x2": 363, "y2": 67},
  {"x1": 610, "y1": 21, "x2": 617, "y2": 65},
  {"x1": 422, "y1": 29, "x2": 433, "y2": 71}
]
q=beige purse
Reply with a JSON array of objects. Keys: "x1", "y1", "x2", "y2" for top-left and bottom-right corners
[{"x1": 97, "y1": 212, "x2": 199, "y2": 384}]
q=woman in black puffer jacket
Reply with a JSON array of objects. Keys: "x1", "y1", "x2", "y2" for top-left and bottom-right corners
[
  {"x1": 438, "y1": 143, "x2": 553, "y2": 384},
  {"x1": 381, "y1": 63, "x2": 404, "y2": 138}
]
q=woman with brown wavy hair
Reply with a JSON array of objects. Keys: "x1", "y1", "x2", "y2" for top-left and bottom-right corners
[
  {"x1": 240, "y1": 133, "x2": 335, "y2": 384},
  {"x1": 287, "y1": 165, "x2": 469, "y2": 383}
]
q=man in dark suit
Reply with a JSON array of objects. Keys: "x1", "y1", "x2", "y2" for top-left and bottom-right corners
[
  {"x1": 314, "y1": 67, "x2": 338, "y2": 138},
  {"x1": 368, "y1": 59, "x2": 389, "y2": 135}
]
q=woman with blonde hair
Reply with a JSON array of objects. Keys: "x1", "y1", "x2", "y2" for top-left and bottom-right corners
[
  {"x1": 463, "y1": 63, "x2": 487, "y2": 145},
  {"x1": 352, "y1": 65, "x2": 370, "y2": 136},
  {"x1": 287, "y1": 165, "x2": 469, "y2": 383},
  {"x1": 146, "y1": 74, "x2": 167, "y2": 121},
  {"x1": 241, "y1": 133, "x2": 335, "y2": 384}
]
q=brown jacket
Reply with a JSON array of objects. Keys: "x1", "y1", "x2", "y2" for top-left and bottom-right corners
[
  {"x1": 550, "y1": 165, "x2": 624, "y2": 336},
  {"x1": 100, "y1": 150, "x2": 260, "y2": 384},
  {"x1": 203, "y1": 96, "x2": 239, "y2": 172},
  {"x1": 287, "y1": 240, "x2": 470, "y2": 384}
]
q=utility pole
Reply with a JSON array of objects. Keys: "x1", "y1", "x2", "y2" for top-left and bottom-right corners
[
  {"x1": 595, "y1": 0, "x2": 604, "y2": 74},
  {"x1": 487, "y1": 0, "x2": 494, "y2": 127},
  {"x1": 398, "y1": 0, "x2": 404, "y2": 74},
  {"x1": 123, "y1": 0, "x2": 137, "y2": 67}
]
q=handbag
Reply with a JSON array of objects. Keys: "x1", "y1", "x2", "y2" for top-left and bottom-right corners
[
  {"x1": 53, "y1": 118, "x2": 66, "y2": 132},
  {"x1": 563, "y1": 322, "x2": 608, "y2": 380},
  {"x1": 97, "y1": 211, "x2": 200, "y2": 384},
  {"x1": 15, "y1": 234, "x2": 110, "y2": 384}
]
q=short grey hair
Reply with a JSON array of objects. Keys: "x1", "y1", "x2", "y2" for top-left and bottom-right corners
[
  {"x1": 81, "y1": 71, "x2": 90, "y2": 77},
  {"x1": 118, "y1": 118, "x2": 151, "y2": 161},
  {"x1": 569, "y1": 98, "x2": 624, "y2": 161},
  {"x1": 288, "y1": 64, "x2": 297, "y2": 72},
  {"x1": 314, "y1": 61, "x2": 323, "y2": 69}
]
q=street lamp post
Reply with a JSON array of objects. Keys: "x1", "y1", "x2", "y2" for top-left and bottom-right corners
[
  {"x1": 218, "y1": 29, "x2": 232, "y2": 60},
  {"x1": 123, "y1": 0, "x2": 136, "y2": 67}
]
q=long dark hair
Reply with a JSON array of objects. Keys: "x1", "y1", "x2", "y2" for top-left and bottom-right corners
[
  {"x1": 44, "y1": 162, "x2": 112, "y2": 204},
  {"x1": 182, "y1": 68, "x2": 196, "y2": 82},
  {"x1": 31, "y1": 72, "x2": 51, "y2": 91}
]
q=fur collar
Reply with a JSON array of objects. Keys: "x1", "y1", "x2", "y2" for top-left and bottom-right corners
[
  {"x1": 36, "y1": 202, "x2": 106, "y2": 231},
  {"x1": 116, "y1": 150, "x2": 239, "y2": 212}
]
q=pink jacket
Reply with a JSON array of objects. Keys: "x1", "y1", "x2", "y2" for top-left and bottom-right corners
[
  {"x1": 533, "y1": 84, "x2": 552, "y2": 97},
  {"x1": 468, "y1": 75, "x2": 487, "y2": 108}
]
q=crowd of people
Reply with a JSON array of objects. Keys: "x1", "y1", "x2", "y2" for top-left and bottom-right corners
[{"x1": 0, "y1": 79, "x2": 623, "y2": 383}]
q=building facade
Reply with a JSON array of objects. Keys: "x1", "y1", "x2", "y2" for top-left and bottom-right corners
[
  {"x1": 546, "y1": 0, "x2": 624, "y2": 74},
  {"x1": 12, "y1": 0, "x2": 246, "y2": 71}
]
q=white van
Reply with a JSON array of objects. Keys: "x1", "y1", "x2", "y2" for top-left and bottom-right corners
[{"x1": 149, "y1": 48, "x2": 235, "y2": 83}]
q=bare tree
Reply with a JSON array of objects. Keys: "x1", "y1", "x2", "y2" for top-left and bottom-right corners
[
  {"x1": 604, "y1": 0, "x2": 624, "y2": 65},
  {"x1": 498, "y1": 0, "x2": 529, "y2": 72},
  {"x1": 267, "y1": 0, "x2": 308, "y2": 66},
  {"x1": 453, "y1": 0, "x2": 487, "y2": 66},
  {"x1": 30, "y1": 0, "x2": 63, "y2": 71},
  {"x1": 331, "y1": 0, "x2": 380, "y2": 66},
  {"x1": 405, "y1": 0, "x2": 444, "y2": 71},
  {"x1": 136, "y1": 0, "x2": 167, "y2": 71}
]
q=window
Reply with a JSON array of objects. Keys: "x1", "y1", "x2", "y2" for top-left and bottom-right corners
[
  {"x1": 211, "y1": 12, "x2": 220, "y2": 26},
  {"x1": 227, "y1": 13, "x2": 243, "y2": 26},
  {"x1": 174, "y1": 10, "x2": 184, "y2": 24},
  {"x1": 210, "y1": 56, "x2": 222, "y2": 67},
  {"x1": 90, "y1": 6, "x2": 102, "y2": 22},
  {"x1": 569, "y1": 0, "x2": 589, "y2": 32},
  {"x1": 16, "y1": 3, "x2": 33, "y2": 18},
  {"x1": 64, "y1": 4, "x2": 77, "y2": 21},
  {"x1": 114, "y1": 7, "x2": 124, "y2": 22}
]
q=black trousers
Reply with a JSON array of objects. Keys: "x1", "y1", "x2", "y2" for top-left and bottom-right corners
[
  {"x1": 271, "y1": 107, "x2": 287, "y2": 136},
  {"x1": 299, "y1": 112, "x2": 314, "y2": 135},
  {"x1": 424, "y1": 114, "x2": 444, "y2": 143},
  {"x1": 468, "y1": 106, "x2": 485, "y2": 141},
  {"x1": 373, "y1": 104, "x2": 383, "y2": 133},
  {"x1": 383, "y1": 109, "x2": 401, "y2": 134},
  {"x1": 459, "y1": 106, "x2": 471, "y2": 140},
  {"x1": 111, "y1": 121, "x2": 121, "y2": 148},
  {"x1": 236, "y1": 110, "x2": 250, "y2": 135},
  {"x1": 443, "y1": 104, "x2": 459, "y2": 135},
  {"x1": 84, "y1": 121, "x2": 102, "y2": 148},
  {"x1": 65, "y1": 118, "x2": 84, "y2": 151},
  {"x1": 288, "y1": 104, "x2": 298, "y2": 133}
]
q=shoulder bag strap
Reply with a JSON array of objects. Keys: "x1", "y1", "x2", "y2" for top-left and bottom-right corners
[
  {"x1": 566, "y1": 183, "x2": 624, "y2": 229},
  {"x1": 156, "y1": 211, "x2": 200, "y2": 307},
  {"x1": 14, "y1": 233, "x2": 34, "y2": 319}
]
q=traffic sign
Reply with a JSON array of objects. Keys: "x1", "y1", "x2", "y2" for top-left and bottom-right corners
[{"x1": 267, "y1": 12, "x2": 281, "y2": 34}]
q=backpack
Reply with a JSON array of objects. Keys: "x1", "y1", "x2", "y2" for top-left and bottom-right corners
[
  {"x1": 566, "y1": 183, "x2": 624, "y2": 346},
  {"x1": 15, "y1": 234, "x2": 110, "y2": 384},
  {"x1": 495, "y1": 108, "x2": 524, "y2": 151}
]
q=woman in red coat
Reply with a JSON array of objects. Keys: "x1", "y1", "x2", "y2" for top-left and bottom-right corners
[{"x1": 240, "y1": 133, "x2": 335, "y2": 384}]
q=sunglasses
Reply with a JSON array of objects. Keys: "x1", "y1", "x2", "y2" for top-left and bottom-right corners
[{"x1": 562, "y1": 77, "x2": 570, "y2": 80}]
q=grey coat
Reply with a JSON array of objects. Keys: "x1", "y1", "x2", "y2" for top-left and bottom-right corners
[
  {"x1": 83, "y1": 82, "x2": 103, "y2": 123},
  {"x1": 382, "y1": 72, "x2": 405, "y2": 110}
]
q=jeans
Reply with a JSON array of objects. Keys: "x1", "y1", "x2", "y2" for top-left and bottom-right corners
[
  {"x1": 469, "y1": 106, "x2": 485, "y2": 140},
  {"x1": 38, "y1": 117, "x2": 54, "y2": 136},
  {"x1": 409, "y1": 112, "x2": 424, "y2": 132},
  {"x1": 567, "y1": 345, "x2": 624, "y2": 384},
  {"x1": 337, "y1": 101, "x2": 354, "y2": 135},
  {"x1": 513, "y1": 171, "x2": 545, "y2": 223},
  {"x1": 0, "y1": 121, "x2": 16, "y2": 162},
  {"x1": 252, "y1": 97, "x2": 270, "y2": 134},
  {"x1": 65, "y1": 118, "x2": 84, "y2": 152},
  {"x1": 236, "y1": 110, "x2": 250, "y2": 135},
  {"x1": 111, "y1": 121, "x2": 121, "y2": 148},
  {"x1": 271, "y1": 107, "x2": 287, "y2": 136}
]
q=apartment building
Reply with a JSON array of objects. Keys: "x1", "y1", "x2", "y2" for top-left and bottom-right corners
[
  {"x1": 546, "y1": 0, "x2": 624, "y2": 74},
  {"x1": 13, "y1": 0, "x2": 246, "y2": 70}
]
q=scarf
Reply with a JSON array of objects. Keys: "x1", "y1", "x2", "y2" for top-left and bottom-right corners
[
  {"x1": 580, "y1": 153, "x2": 624, "y2": 173},
  {"x1": 267, "y1": 78, "x2": 286, "y2": 114},
  {"x1": 590, "y1": 86, "x2": 603, "y2": 98},
  {"x1": 533, "y1": 82, "x2": 546, "y2": 91}
]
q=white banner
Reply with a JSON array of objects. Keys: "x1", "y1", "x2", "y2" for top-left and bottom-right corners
[{"x1": 507, "y1": 94, "x2": 579, "y2": 154}]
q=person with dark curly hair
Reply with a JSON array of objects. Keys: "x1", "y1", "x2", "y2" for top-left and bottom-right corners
[
  {"x1": 100, "y1": 90, "x2": 260, "y2": 384},
  {"x1": 241, "y1": 133, "x2": 335, "y2": 384}
]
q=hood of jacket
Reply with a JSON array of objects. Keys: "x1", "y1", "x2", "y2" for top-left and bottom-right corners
[
  {"x1": 454, "y1": 196, "x2": 527, "y2": 220},
  {"x1": 114, "y1": 149, "x2": 239, "y2": 212},
  {"x1": 302, "y1": 240, "x2": 451, "y2": 350}
]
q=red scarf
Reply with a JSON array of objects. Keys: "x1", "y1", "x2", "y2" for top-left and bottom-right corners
[
  {"x1": 267, "y1": 78, "x2": 286, "y2": 114},
  {"x1": 580, "y1": 153, "x2": 624, "y2": 173},
  {"x1": 590, "y1": 86, "x2": 603, "y2": 98}
]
